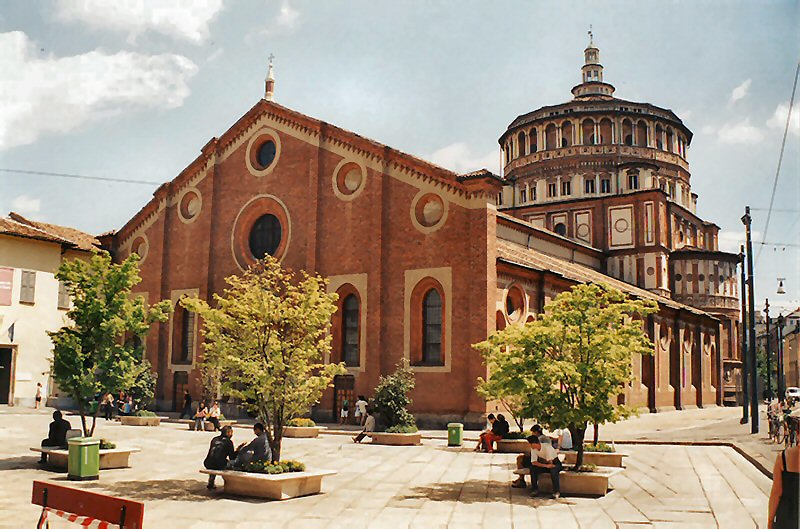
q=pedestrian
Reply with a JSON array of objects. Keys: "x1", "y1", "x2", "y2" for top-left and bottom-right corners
[
  {"x1": 39, "y1": 410, "x2": 71, "y2": 464},
  {"x1": 339, "y1": 398, "x2": 349, "y2": 425},
  {"x1": 34, "y1": 382, "x2": 43, "y2": 409},
  {"x1": 354, "y1": 395, "x2": 368, "y2": 426},
  {"x1": 233, "y1": 423, "x2": 271, "y2": 468},
  {"x1": 557, "y1": 428, "x2": 573, "y2": 451},
  {"x1": 525, "y1": 434, "x2": 563, "y2": 499},
  {"x1": 179, "y1": 390, "x2": 193, "y2": 419},
  {"x1": 769, "y1": 444, "x2": 799, "y2": 528},
  {"x1": 195, "y1": 401, "x2": 208, "y2": 431},
  {"x1": 208, "y1": 401, "x2": 222, "y2": 431},
  {"x1": 116, "y1": 391, "x2": 126, "y2": 415},
  {"x1": 102, "y1": 393, "x2": 114, "y2": 420},
  {"x1": 204, "y1": 425, "x2": 236, "y2": 489},
  {"x1": 353, "y1": 407, "x2": 376, "y2": 443}
]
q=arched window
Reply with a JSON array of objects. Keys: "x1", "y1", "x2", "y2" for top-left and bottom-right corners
[
  {"x1": 342, "y1": 294, "x2": 360, "y2": 367},
  {"x1": 666, "y1": 128, "x2": 675, "y2": 153},
  {"x1": 554, "y1": 222, "x2": 567, "y2": 236},
  {"x1": 561, "y1": 122, "x2": 573, "y2": 147},
  {"x1": 636, "y1": 120, "x2": 648, "y2": 147},
  {"x1": 422, "y1": 289, "x2": 442, "y2": 365},
  {"x1": 656, "y1": 124, "x2": 664, "y2": 150},
  {"x1": 545, "y1": 124, "x2": 557, "y2": 150},
  {"x1": 582, "y1": 119, "x2": 594, "y2": 145},
  {"x1": 622, "y1": 119, "x2": 634, "y2": 146},
  {"x1": 173, "y1": 306, "x2": 194, "y2": 365},
  {"x1": 599, "y1": 118, "x2": 613, "y2": 145},
  {"x1": 530, "y1": 128, "x2": 538, "y2": 152},
  {"x1": 517, "y1": 131, "x2": 527, "y2": 156}
]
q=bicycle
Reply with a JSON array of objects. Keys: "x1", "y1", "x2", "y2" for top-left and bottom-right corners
[
  {"x1": 784, "y1": 416, "x2": 798, "y2": 448},
  {"x1": 768, "y1": 411, "x2": 786, "y2": 444}
]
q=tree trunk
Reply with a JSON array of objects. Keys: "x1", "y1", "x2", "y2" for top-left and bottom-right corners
[
  {"x1": 593, "y1": 423, "x2": 599, "y2": 445},
  {"x1": 78, "y1": 401, "x2": 88, "y2": 437},
  {"x1": 570, "y1": 425, "x2": 587, "y2": 471},
  {"x1": 89, "y1": 404, "x2": 100, "y2": 437},
  {"x1": 271, "y1": 433, "x2": 282, "y2": 463}
]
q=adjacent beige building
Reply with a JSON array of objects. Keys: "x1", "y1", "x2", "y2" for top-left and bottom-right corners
[{"x1": 0, "y1": 213, "x2": 98, "y2": 406}]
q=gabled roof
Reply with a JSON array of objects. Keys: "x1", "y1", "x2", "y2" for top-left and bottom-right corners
[
  {"x1": 497, "y1": 239, "x2": 714, "y2": 318},
  {"x1": 1, "y1": 212, "x2": 99, "y2": 251}
]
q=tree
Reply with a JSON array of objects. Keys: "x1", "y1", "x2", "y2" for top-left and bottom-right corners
[
  {"x1": 372, "y1": 359, "x2": 417, "y2": 432},
  {"x1": 182, "y1": 256, "x2": 346, "y2": 462},
  {"x1": 474, "y1": 283, "x2": 657, "y2": 469},
  {"x1": 49, "y1": 252, "x2": 171, "y2": 436}
]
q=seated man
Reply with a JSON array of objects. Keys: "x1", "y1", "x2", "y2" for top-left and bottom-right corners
[
  {"x1": 352, "y1": 408, "x2": 376, "y2": 443},
  {"x1": 512, "y1": 424, "x2": 544, "y2": 488},
  {"x1": 475, "y1": 414, "x2": 496, "y2": 452},
  {"x1": 39, "y1": 410, "x2": 71, "y2": 464},
  {"x1": 233, "y1": 423, "x2": 271, "y2": 468},
  {"x1": 524, "y1": 434, "x2": 563, "y2": 499},
  {"x1": 204, "y1": 425, "x2": 236, "y2": 489}
]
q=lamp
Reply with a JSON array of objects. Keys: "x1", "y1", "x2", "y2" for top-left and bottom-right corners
[{"x1": 777, "y1": 278, "x2": 786, "y2": 295}]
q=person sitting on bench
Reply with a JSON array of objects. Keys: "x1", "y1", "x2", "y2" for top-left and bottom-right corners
[
  {"x1": 525, "y1": 434, "x2": 563, "y2": 499},
  {"x1": 353, "y1": 408, "x2": 376, "y2": 443},
  {"x1": 233, "y1": 423, "x2": 271, "y2": 468},
  {"x1": 39, "y1": 410, "x2": 71, "y2": 464},
  {"x1": 204, "y1": 425, "x2": 236, "y2": 489}
]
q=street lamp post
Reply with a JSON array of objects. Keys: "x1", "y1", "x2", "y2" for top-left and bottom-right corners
[
  {"x1": 765, "y1": 299, "x2": 772, "y2": 401},
  {"x1": 777, "y1": 313, "x2": 785, "y2": 400},
  {"x1": 739, "y1": 245, "x2": 749, "y2": 424},
  {"x1": 742, "y1": 206, "x2": 758, "y2": 433}
]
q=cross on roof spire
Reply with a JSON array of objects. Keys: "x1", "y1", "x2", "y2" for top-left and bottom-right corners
[
  {"x1": 588, "y1": 25, "x2": 593, "y2": 46},
  {"x1": 264, "y1": 53, "x2": 276, "y2": 101}
]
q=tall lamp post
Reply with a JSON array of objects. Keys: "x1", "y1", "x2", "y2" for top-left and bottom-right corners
[
  {"x1": 740, "y1": 245, "x2": 749, "y2": 424},
  {"x1": 742, "y1": 206, "x2": 758, "y2": 433},
  {"x1": 777, "y1": 313, "x2": 786, "y2": 400},
  {"x1": 765, "y1": 299, "x2": 772, "y2": 401}
]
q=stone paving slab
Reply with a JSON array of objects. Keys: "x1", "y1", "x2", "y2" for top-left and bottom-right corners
[{"x1": 0, "y1": 411, "x2": 772, "y2": 528}]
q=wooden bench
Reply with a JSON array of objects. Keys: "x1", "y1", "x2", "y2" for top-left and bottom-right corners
[
  {"x1": 30, "y1": 447, "x2": 141, "y2": 470},
  {"x1": 181, "y1": 419, "x2": 237, "y2": 431},
  {"x1": 513, "y1": 466, "x2": 622, "y2": 496},
  {"x1": 200, "y1": 468, "x2": 336, "y2": 500}
]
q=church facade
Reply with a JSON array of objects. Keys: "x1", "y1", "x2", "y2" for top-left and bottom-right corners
[{"x1": 104, "y1": 43, "x2": 742, "y2": 426}]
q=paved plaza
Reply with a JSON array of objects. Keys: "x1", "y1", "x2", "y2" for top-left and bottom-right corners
[{"x1": 0, "y1": 408, "x2": 772, "y2": 528}]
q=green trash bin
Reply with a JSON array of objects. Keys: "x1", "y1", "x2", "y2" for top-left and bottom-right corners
[
  {"x1": 68, "y1": 437, "x2": 100, "y2": 481},
  {"x1": 447, "y1": 422, "x2": 463, "y2": 447}
]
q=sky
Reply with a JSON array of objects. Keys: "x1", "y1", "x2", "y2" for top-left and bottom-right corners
[{"x1": 0, "y1": 0, "x2": 798, "y2": 312}]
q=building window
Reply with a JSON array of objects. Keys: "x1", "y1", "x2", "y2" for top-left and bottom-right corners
[
  {"x1": 342, "y1": 294, "x2": 360, "y2": 367},
  {"x1": 530, "y1": 186, "x2": 537, "y2": 201},
  {"x1": 57, "y1": 280, "x2": 70, "y2": 309},
  {"x1": 422, "y1": 289, "x2": 442, "y2": 365},
  {"x1": 554, "y1": 222, "x2": 567, "y2": 236},
  {"x1": 584, "y1": 179, "x2": 596, "y2": 194},
  {"x1": 561, "y1": 180, "x2": 571, "y2": 196},
  {"x1": 256, "y1": 140, "x2": 277, "y2": 169},
  {"x1": 601, "y1": 178, "x2": 611, "y2": 194},
  {"x1": 548, "y1": 182, "x2": 557, "y2": 198},
  {"x1": 180, "y1": 307, "x2": 195, "y2": 363},
  {"x1": 20, "y1": 270, "x2": 35, "y2": 304},
  {"x1": 520, "y1": 188, "x2": 527, "y2": 203},
  {"x1": 249, "y1": 214, "x2": 282, "y2": 259},
  {"x1": 629, "y1": 173, "x2": 639, "y2": 190}
]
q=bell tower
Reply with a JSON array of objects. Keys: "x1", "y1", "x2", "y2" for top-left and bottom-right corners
[{"x1": 571, "y1": 28, "x2": 615, "y2": 99}]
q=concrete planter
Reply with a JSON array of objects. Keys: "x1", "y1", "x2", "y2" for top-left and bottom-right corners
[
  {"x1": 371, "y1": 432, "x2": 422, "y2": 446},
  {"x1": 200, "y1": 469, "x2": 336, "y2": 500},
  {"x1": 514, "y1": 466, "x2": 622, "y2": 496},
  {"x1": 563, "y1": 451, "x2": 627, "y2": 468},
  {"x1": 31, "y1": 447, "x2": 141, "y2": 470},
  {"x1": 185, "y1": 420, "x2": 237, "y2": 431},
  {"x1": 120, "y1": 416, "x2": 163, "y2": 426},
  {"x1": 283, "y1": 426, "x2": 323, "y2": 438},
  {"x1": 497, "y1": 439, "x2": 529, "y2": 453}
]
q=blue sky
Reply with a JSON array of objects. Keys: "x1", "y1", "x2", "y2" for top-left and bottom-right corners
[{"x1": 0, "y1": 0, "x2": 798, "y2": 311}]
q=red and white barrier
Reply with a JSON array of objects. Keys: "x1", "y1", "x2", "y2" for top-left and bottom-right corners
[{"x1": 38, "y1": 507, "x2": 120, "y2": 529}]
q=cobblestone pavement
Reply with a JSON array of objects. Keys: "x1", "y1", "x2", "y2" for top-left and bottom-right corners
[{"x1": 0, "y1": 410, "x2": 770, "y2": 528}]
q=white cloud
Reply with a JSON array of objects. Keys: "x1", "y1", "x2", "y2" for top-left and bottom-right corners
[
  {"x1": 715, "y1": 119, "x2": 765, "y2": 144},
  {"x1": 207, "y1": 48, "x2": 224, "y2": 63},
  {"x1": 0, "y1": 31, "x2": 198, "y2": 150},
  {"x1": 54, "y1": 0, "x2": 224, "y2": 44},
  {"x1": 718, "y1": 229, "x2": 762, "y2": 253},
  {"x1": 11, "y1": 195, "x2": 41, "y2": 214},
  {"x1": 766, "y1": 102, "x2": 800, "y2": 136},
  {"x1": 730, "y1": 79, "x2": 752, "y2": 104},
  {"x1": 427, "y1": 142, "x2": 500, "y2": 174},
  {"x1": 249, "y1": 0, "x2": 300, "y2": 40}
]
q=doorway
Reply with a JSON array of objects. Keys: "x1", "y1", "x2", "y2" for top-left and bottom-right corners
[
  {"x1": 172, "y1": 371, "x2": 189, "y2": 412},
  {"x1": 0, "y1": 347, "x2": 13, "y2": 405},
  {"x1": 333, "y1": 374, "x2": 355, "y2": 424}
]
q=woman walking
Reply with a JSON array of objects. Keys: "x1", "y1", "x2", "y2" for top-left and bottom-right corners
[{"x1": 769, "y1": 444, "x2": 799, "y2": 528}]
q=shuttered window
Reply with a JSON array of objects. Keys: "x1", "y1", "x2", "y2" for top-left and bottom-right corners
[
  {"x1": 57, "y1": 280, "x2": 70, "y2": 309},
  {"x1": 20, "y1": 270, "x2": 36, "y2": 304}
]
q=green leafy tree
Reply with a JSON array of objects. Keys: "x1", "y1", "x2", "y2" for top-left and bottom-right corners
[
  {"x1": 373, "y1": 359, "x2": 417, "y2": 432},
  {"x1": 182, "y1": 256, "x2": 345, "y2": 462},
  {"x1": 49, "y1": 252, "x2": 171, "y2": 436},
  {"x1": 474, "y1": 283, "x2": 657, "y2": 469}
]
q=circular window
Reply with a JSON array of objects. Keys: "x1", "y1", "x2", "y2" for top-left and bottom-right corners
[
  {"x1": 178, "y1": 189, "x2": 201, "y2": 222},
  {"x1": 411, "y1": 192, "x2": 447, "y2": 232},
  {"x1": 675, "y1": 273, "x2": 683, "y2": 281},
  {"x1": 576, "y1": 224, "x2": 590, "y2": 238},
  {"x1": 256, "y1": 140, "x2": 276, "y2": 169},
  {"x1": 646, "y1": 266, "x2": 655, "y2": 276},
  {"x1": 131, "y1": 236, "x2": 148, "y2": 262},
  {"x1": 687, "y1": 274, "x2": 694, "y2": 281},
  {"x1": 249, "y1": 214, "x2": 282, "y2": 259},
  {"x1": 505, "y1": 286, "x2": 525, "y2": 322},
  {"x1": 614, "y1": 218, "x2": 629, "y2": 233},
  {"x1": 554, "y1": 222, "x2": 567, "y2": 236},
  {"x1": 333, "y1": 161, "x2": 366, "y2": 200},
  {"x1": 719, "y1": 275, "x2": 724, "y2": 283},
  {"x1": 699, "y1": 274, "x2": 705, "y2": 282}
]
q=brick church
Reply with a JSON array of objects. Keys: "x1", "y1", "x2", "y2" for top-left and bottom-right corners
[{"x1": 104, "y1": 39, "x2": 742, "y2": 426}]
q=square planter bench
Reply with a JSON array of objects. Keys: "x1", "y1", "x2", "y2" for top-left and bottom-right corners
[
  {"x1": 31, "y1": 447, "x2": 141, "y2": 470},
  {"x1": 496, "y1": 439, "x2": 529, "y2": 453},
  {"x1": 370, "y1": 432, "x2": 422, "y2": 446},
  {"x1": 185, "y1": 420, "x2": 237, "y2": 432},
  {"x1": 200, "y1": 469, "x2": 336, "y2": 500},
  {"x1": 513, "y1": 466, "x2": 622, "y2": 496},
  {"x1": 283, "y1": 426, "x2": 324, "y2": 438},
  {"x1": 119, "y1": 416, "x2": 165, "y2": 427},
  {"x1": 562, "y1": 450, "x2": 627, "y2": 468}
]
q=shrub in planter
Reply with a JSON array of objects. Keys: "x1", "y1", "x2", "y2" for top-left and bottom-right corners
[
  {"x1": 287, "y1": 418, "x2": 316, "y2": 428},
  {"x1": 373, "y1": 360, "x2": 417, "y2": 432},
  {"x1": 99, "y1": 439, "x2": 116, "y2": 450},
  {"x1": 503, "y1": 430, "x2": 532, "y2": 440},
  {"x1": 584, "y1": 442, "x2": 615, "y2": 453},
  {"x1": 242, "y1": 460, "x2": 306, "y2": 475},
  {"x1": 134, "y1": 410, "x2": 157, "y2": 417}
]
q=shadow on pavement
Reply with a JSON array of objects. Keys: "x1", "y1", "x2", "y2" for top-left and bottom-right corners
[
  {"x1": 394, "y1": 478, "x2": 565, "y2": 506},
  {"x1": 0, "y1": 455, "x2": 62, "y2": 472},
  {"x1": 78, "y1": 479, "x2": 214, "y2": 502}
]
